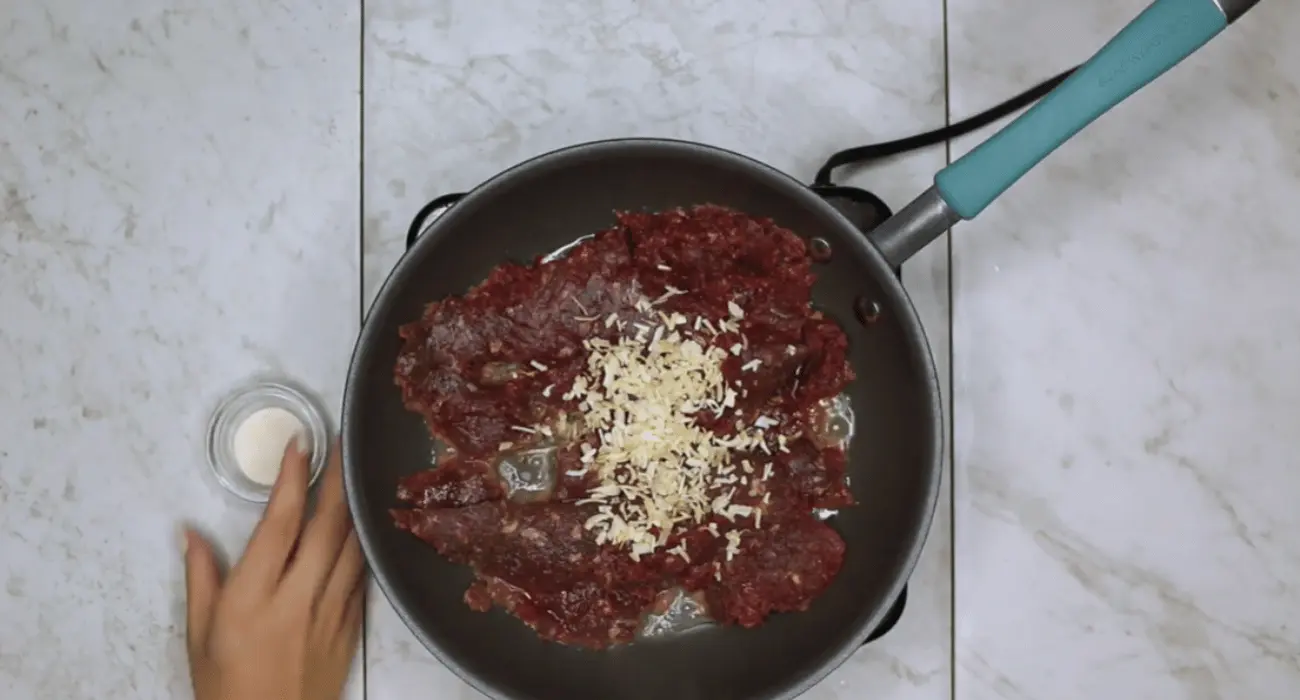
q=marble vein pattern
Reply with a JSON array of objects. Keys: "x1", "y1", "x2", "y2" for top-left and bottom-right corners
[
  {"x1": 949, "y1": 1, "x2": 1300, "y2": 698},
  {"x1": 0, "y1": 1, "x2": 361, "y2": 698}
]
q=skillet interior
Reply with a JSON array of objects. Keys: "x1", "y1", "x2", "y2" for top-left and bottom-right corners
[{"x1": 343, "y1": 139, "x2": 942, "y2": 700}]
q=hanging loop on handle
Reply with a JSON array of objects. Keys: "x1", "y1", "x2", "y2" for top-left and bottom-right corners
[{"x1": 813, "y1": 68, "x2": 1076, "y2": 187}]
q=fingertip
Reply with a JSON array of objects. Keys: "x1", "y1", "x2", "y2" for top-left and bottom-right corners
[
  {"x1": 181, "y1": 526, "x2": 220, "y2": 650},
  {"x1": 327, "y1": 440, "x2": 344, "y2": 478},
  {"x1": 313, "y1": 439, "x2": 349, "y2": 515},
  {"x1": 181, "y1": 527, "x2": 212, "y2": 561},
  {"x1": 316, "y1": 437, "x2": 341, "y2": 482},
  {"x1": 316, "y1": 438, "x2": 344, "y2": 497},
  {"x1": 329, "y1": 437, "x2": 342, "y2": 468},
  {"x1": 274, "y1": 435, "x2": 311, "y2": 490},
  {"x1": 264, "y1": 458, "x2": 309, "y2": 530},
  {"x1": 181, "y1": 527, "x2": 219, "y2": 598},
  {"x1": 283, "y1": 433, "x2": 307, "y2": 464},
  {"x1": 181, "y1": 527, "x2": 213, "y2": 562}
]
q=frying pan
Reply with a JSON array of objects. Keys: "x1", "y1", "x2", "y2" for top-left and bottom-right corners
[{"x1": 343, "y1": 1, "x2": 1261, "y2": 698}]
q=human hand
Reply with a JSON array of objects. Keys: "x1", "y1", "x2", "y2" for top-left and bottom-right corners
[{"x1": 183, "y1": 440, "x2": 365, "y2": 700}]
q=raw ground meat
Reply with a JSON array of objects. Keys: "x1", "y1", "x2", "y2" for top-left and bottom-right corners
[{"x1": 392, "y1": 205, "x2": 856, "y2": 648}]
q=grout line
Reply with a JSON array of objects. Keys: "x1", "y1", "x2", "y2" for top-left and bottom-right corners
[
  {"x1": 357, "y1": 0, "x2": 367, "y2": 697},
  {"x1": 942, "y1": 1, "x2": 956, "y2": 700},
  {"x1": 358, "y1": 0, "x2": 367, "y2": 327}
]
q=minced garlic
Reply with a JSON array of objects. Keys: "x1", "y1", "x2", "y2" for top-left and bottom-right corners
[{"x1": 561, "y1": 296, "x2": 774, "y2": 561}]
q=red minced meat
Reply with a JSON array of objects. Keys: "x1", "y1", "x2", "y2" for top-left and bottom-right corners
[{"x1": 391, "y1": 205, "x2": 856, "y2": 648}]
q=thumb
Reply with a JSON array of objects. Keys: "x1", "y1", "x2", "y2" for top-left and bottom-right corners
[{"x1": 182, "y1": 527, "x2": 221, "y2": 655}]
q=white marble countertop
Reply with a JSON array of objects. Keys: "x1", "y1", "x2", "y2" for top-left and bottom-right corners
[{"x1": 2, "y1": 0, "x2": 1297, "y2": 698}]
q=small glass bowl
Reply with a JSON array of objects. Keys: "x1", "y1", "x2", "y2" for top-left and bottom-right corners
[{"x1": 206, "y1": 379, "x2": 331, "y2": 503}]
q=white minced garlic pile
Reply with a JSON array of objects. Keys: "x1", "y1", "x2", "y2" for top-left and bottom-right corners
[{"x1": 520, "y1": 293, "x2": 790, "y2": 564}]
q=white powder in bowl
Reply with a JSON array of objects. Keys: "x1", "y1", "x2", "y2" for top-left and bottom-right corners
[{"x1": 232, "y1": 406, "x2": 305, "y2": 486}]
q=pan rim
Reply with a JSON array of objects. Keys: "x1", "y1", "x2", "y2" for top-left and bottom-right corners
[{"x1": 342, "y1": 136, "x2": 944, "y2": 700}]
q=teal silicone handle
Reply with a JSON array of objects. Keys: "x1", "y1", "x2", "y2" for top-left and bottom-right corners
[{"x1": 934, "y1": 0, "x2": 1228, "y2": 220}]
